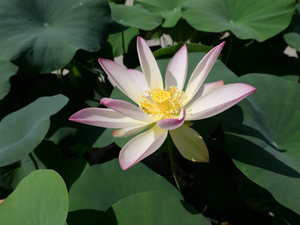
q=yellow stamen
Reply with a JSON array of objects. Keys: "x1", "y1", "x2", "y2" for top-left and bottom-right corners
[{"x1": 139, "y1": 86, "x2": 186, "y2": 120}]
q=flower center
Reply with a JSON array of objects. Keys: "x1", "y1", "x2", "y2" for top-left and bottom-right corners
[{"x1": 139, "y1": 86, "x2": 186, "y2": 120}]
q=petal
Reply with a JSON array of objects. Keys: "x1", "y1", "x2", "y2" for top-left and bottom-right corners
[
  {"x1": 69, "y1": 108, "x2": 146, "y2": 128},
  {"x1": 157, "y1": 108, "x2": 186, "y2": 130},
  {"x1": 119, "y1": 124, "x2": 167, "y2": 170},
  {"x1": 185, "y1": 80, "x2": 224, "y2": 107},
  {"x1": 184, "y1": 42, "x2": 225, "y2": 104},
  {"x1": 186, "y1": 83, "x2": 256, "y2": 121},
  {"x1": 170, "y1": 124, "x2": 209, "y2": 162},
  {"x1": 165, "y1": 44, "x2": 188, "y2": 91},
  {"x1": 98, "y1": 58, "x2": 144, "y2": 104},
  {"x1": 137, "y1": 37, "x2": 163, "y2": 90},
  {"x1": 101, "y1": 98, "x2": 154, "y2": 123},
  {"x1": 127, "y1": 69, "x2": 150, "y2": 95},
  {"x1": 112, "y1": 125, "x2": 149, "y2": 138}
]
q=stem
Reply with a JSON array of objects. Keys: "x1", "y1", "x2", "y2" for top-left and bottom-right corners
[
  {"x1": 29, "y1": 152, "x2": 39, "y2": 170},
  {"x1": 224, "y1": 32, "x2": 233, "y2": 65},
  {"x1": 121, "y1": 31, "x2": 126, "y2": 54},
  {"x1": 167, "y1": 133, "x2": 181, "y2": 192}
]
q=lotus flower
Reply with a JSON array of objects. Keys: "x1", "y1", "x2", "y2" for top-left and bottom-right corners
[{"x1": 69, "y1": 37, "x2": 255, "y2": 170}]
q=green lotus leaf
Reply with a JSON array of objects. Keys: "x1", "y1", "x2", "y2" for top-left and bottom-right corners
[
  {"x1": 0, "y1": 60, "x2": 18, "y2": 100},
  {"x1": 0, "y1": 140, "x2": 62, "y2": 192},
  {"x1": 0, "y1": 170, "x2": 68, "y2": 224},
  {"x1": 95, "y1": 191, "x2": 210, "y2": 225},
  {"x1": 0, "y1": 94, "x2": 69, "y2": 167},
  {"x1": 68, "y1": 159, "x2": 182, "y2": 225},
  {"x1": 284, "y1": 4, "x2": 300, "y2": 52},
  {"x1": 222, "y1": 74, "x2": 300, "y2": 215},
  {"x1": 107, "y1": 27, "x2": 139, "y2": 58},
  {"x1": 182, "y1": 0, "x2": 295, "y2": 42},
  {"x1": 110, "y1": 3, "x2": 162, "y2": 30},
  {"x1": 135, "y1": 0, "x2": 195, "y2": 27},
  {"x1": 0, "y1": 0, "x2": 111, "y2": 73}
]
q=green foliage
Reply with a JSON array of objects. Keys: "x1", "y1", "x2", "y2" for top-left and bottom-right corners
[
  {"x1": 95, "y1": 191, "x2": 211, "y2": 225},
  {"x1": 1, "y1": 0, "x2": 300, "y2": 224},
  {"x1": 222, "y1": 74, "x2": 300, "y2": 215},
  {"x1": 0, "y1": 170, "x2": 68, "y2": 225},
  {"x1": 0, "y1": 60, "x2": 18, "y2": 100},
  {"x1": 182, "y1": 0, "x2": 295, "y2": 42},
  {"x1": 68, "y1": 159, "x2": 183, "y2": 224},
  {"x1": 0, "y1": 95, "x2": 68, "y2": 167},
  {"x1": 0, "y1": 0, "x2": 111, "y2": 73}
]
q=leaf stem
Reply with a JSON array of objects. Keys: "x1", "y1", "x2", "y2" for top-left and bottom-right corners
[
  {"x1": 29, "y1": 152, "x2": 39, "y2": 170},
  {"x1": 167, "y1": 133, "x2": 181, "y2": 192},
  {"x1": 224, "y1": 32, "x2": 233, "y2": 65},
  {"x1": 121, "y1": 31, "x2": 126, "y2": 54}
]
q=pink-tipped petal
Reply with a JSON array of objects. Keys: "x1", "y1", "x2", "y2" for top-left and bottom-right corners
[
  {"x1": 127, "y1": 69, "x2": 150, "y2": 95},
  {"x1": 69, "y1": 108, "x2": 146, "y2": 128},
  {"x1": 186, "y1": 83, "x2": 256, "y2": 121},
  {"x1": 185, "y1": 80, "x2": 224, "y2": 107},
  {"x1": 185, "y1": 42, "x2": 225, "y2": 104},
  {"x1": 137, "y1": 37, "x2": 163, "y2": 90},
  {"x1": 157, "y1": 108, "x2": 186, "y2": 130},
  {"x1": 165, "y1": 44, "x2": 188, "y2": 91},
  {"x1": 112, "y1": 125, "x2": 149, "y2": 138},
  {"x1": 101, "y1": 98, "x2": 154, "y2": 123},
  {"x1": 98, "y1": 58, "x2": 144, "y2": 104},
  {"x1": 119, "y1": 124, "x2": 167, "y2": 170},
  {"x1": 170, "y1": 124, "x2": 209, "y2": 162}
]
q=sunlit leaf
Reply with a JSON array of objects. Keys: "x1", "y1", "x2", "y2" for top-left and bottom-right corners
[{"x1": 0, "y1": 170, "x2": 68, "y2": 224}]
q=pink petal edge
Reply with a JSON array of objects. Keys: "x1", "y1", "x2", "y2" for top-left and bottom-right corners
[
  {"x1": 100, "y1": 97, "x2": 154, "y2": 123},
  {"x1": 69, "y1": 108, "x2": 143, "y2": 129},
  {"x1": 184, "y1": 42, "x2": 225, "y2": 105},
  {"x1": 186, "y1": 83, "x2": 256, "y2": 121},
  {"x1": 157, "y1": 108, "x2": 186, "y2": 130}
]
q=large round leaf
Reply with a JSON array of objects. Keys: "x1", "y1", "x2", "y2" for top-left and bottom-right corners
[
  {"x1": 0, "y1": 60, "x2": 18, "y2": 100},
  {"x1": 95, "y1": 192, "x2": 211, "y2": 225},
  {"x1": 110, "y1": 3, "x2": 162, "y2": 30},
  {"x1": 182, "y1": 0, "x2": 295, "y2": 42},
  {"x1": 0, "y1": 0, "x2": 111, "y2": 73},
  {"x1": 0, "y1": 170, "x2": 68, "y2": 225},
  {"x1": 222, "y1": 74, "x2": 300, "y2": 215},
  {"x1": 68, "y1": 159, "x2": 182, "y2": 225},
  {"x1": 284, "y1": 4, "x2": 300, "y2": 52},
  {"x1": 0, "y1": 94, "x2": 69, "y2": 167}
]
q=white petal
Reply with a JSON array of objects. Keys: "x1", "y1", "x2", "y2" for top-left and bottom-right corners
[
  {"x1": 137, "y1": 37, "x2": 163, "y2": 90},
  {"x1": 112, "y1": 125, "x2": 149, "y2": 138},
  {"x1": 127, "y1": 69, "x2": 150, "y2": 95},
  {"x1": 170, "y1": 124, "x2": 209, "y2": 162},
  {"x1": 69, "y1": 108, "x2": 146, "y2": 128},
  {"x1": 185, "y1": 80, "x2": 224, "y2": 107},
  {"x1": 101, "y1": 98, "x2": 154, "y2": 123},
  {"x1": 119, "y1": 124, "x2": 167, "y2": 170},
  {"x1": 186, "y1": 83, "x2": 256, "y2": 120},
  {"x1": 98, "y1": 58, "x2": 144, "y2": 104},
  {"x1": 165, "y1": 44, "x2": 188, "y2": 91},
  {"x1": 184, "y1": 42, "x2": 225, "y2": 104}
]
